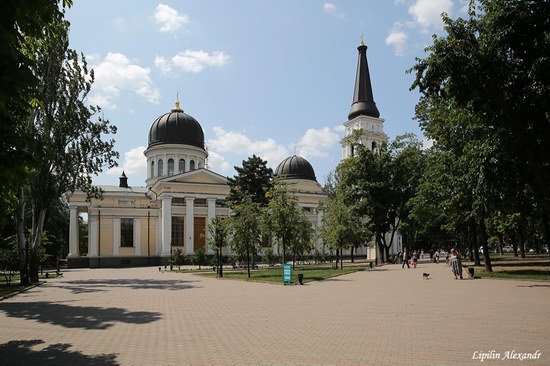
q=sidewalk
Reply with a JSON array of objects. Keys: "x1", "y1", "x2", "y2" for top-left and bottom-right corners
[{"x1": 0, "y1": 262, "x2": 548, "y2": 365}]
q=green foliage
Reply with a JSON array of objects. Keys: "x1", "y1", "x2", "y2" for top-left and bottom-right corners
[
  {"x1": 262, "y1": 248, "x2": 276, "y2": 266},
  {"x1": 408, "y1": 0, "x2": 550, "y2": 269},
  {"x1": 265, "y1": 180, "x2": 313, "y2": 264},
  {"x1": 228, "y1": 199, "x2": 263, "y2": 277},
  {"x1": 171, "y1": 248, "x2": 187, "y2": 266},
  {"x1": 207, "y1": 216, "x2": 229, "y2": 276},
  {"x1": 336, "y1": 133, "x2": 425, "y2": 261},
  {"x1": 227, "y1": 155, "x2": 273, "y2": 207},
  {"x1": 0, "y1": 0, "x2": 70, "y2": 188},
  {"x1": 192, "y1": 248, "x2": 207, "y2": 269}
]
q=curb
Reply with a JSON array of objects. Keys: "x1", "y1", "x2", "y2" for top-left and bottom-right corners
[{"x1": 0, "y1": 281, "x2": 45, "y2": 301}]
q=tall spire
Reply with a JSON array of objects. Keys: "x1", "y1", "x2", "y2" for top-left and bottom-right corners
[{"x1": 348, "y1": 39, "x2": 380, "y2": 120}]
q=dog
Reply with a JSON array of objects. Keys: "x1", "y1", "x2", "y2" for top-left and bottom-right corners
[{"x1": 422, "y1": 273, "x2": 430, "y2": 280}]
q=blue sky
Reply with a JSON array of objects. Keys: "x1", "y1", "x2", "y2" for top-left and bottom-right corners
[{"x1": 66, "y1": 0, "x2": 467, "y2": 187}]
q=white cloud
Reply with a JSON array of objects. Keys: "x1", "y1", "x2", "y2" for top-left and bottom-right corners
[
  {"x1": 408, "y1": 0, "x2": 453, "y2": 31},
  {"x1": 207, "y1": 127, "x2": 288, "y2": 167},
  {"x1": 206, "y1": 150, "x2": 232, "y2": 174},
  {"x1": 108, "y1": 146, "x2": 147, "y2": 176},
  {"x1": 297, "y1": 127, "x2": 340, "y2": 159},
  {"x1": 386, "y1": 23, "x2": 409, "y2": 56},
  {"x1": 323, "y1": 3, "x2": 345, "y2": 19},
  {"x1": 154, "y1": 55, "x2": 172, "y2": 75},
  {"x1": 155, "y1": 50, "x2": 230, "y2": 75},
  {"x1": 171, "y1": 50, "x2": 230, "y2": 73},
  {"x1": 89, "y1": 52, "x2": 160, "y2": 109},
  {"x1": 154, "y1": 3, "x2": 188, "y2": 33}
]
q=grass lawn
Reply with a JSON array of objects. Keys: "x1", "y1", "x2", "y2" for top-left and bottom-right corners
[
  {"x1": 0, "y1": 284, "x2": 28, "y2": 298},
  {"x1": 464, "y1": 255, "x2": 550, "y2": 281},
  {"x1": 199, "y1": 264, "x2": 372, "y2": 285},
  {"x1": 0, "y1": 272, "x2": 60, "y2": 299}
]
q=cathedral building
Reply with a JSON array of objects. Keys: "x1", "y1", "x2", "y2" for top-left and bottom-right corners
[{"x1": 65, "y1": 40, "x2": 400, "y2": 267}]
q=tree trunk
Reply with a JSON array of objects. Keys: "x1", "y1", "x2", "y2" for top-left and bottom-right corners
[
  {"x1": 29, "y1": 208, "x2": 47, "y2": 283},
  {"x1": 497, "y1": 233, "x2": 505, "y2": 255},
  {"x1": 518, "y1": 223, "x2": 526, "y2": 259},
  {"x1": 541, "y1": 208, "x2": 550, "y2": 257},
  {"x1": 467, "y1": 235, "x2": 474, "y2": 262},
  {"x1": 17, "y1": 188, "x2": 29, "y2": 286},
  {"x1": 246, "y1": 245, "x2": 251, "y2": 278},
  {"x1": 340, "y1": 251, "x2": 344, "y2": 270},
  {"x1": 479, "y1": 212, "x2": 492, "y2": 272},
  {"x1": 350, "y1": 246, "x2": 354, "y2": 263},
  {"x1": 470, "y1": 219, "x2": 481, "y2": 266},
  {"x1": 511, "y1": 233, "x2": 519, "y2": 257},
  {"x1": 335, "y1": 249, "x2": 340, "y2": 269},
  {"x1": 218, "y1": 248, "x2": 223, "y2": 278}
]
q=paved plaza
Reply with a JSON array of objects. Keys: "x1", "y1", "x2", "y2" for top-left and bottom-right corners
[{"x1": 0, "y1": 261, "x2": 549, "y2": 366}]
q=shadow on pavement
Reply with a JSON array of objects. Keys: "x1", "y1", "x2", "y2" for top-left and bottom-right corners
[
  {"x1": 0, "y1": 339, "x2": 118, "y2": 366},
  {"x1": 517, "y1": 284, "x2": 550, "y2": 288},
  {"x1": 0, "y1": 301, "x2": 161, "y2": 330},
  {"x1": 53, "y1": 278, "x2": 199, "y2": 294}
]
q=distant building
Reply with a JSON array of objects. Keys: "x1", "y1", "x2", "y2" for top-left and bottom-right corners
[{"x1": 65, "y1": 40, "x2": 400, "y2": 267}]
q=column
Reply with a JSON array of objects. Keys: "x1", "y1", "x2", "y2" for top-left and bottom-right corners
[
  {"x1": 185, "y1": 158, "x2": 191, "y2": 172},
  {"x1": 89, "y1": 216, "x2": 98, "y2": 257},
  {"x1": 156, "y1": 209, "x2": 162, "y2": 255},
  {"x1": 134, "y1": 218, "x2": 141, "y2": 256},
  {"x1": 68, "y1": 205, "x2": 79, "y2": 257},
  {"x1": 185, "y1": 197, "x2": 195, "y2": 255},
  {"x1": 206, "y1": 198, "x2": 216, "y2": 254},
  {"x1": 161, "y1": 196, "x2": 172, "y2": 256},
  {"x1": 163, "y1": 154, "x2": 168, "y2": 176},
  {"x1": 113, "y1": 218, "x2": 120, "y2": 256}
]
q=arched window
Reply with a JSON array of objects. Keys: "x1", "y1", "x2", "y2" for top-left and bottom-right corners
[
  {"x1": 371, "y1": 141, "x2": 377, "y2": 153},
  {"x1": 158, "y1": 159, "x2": 164, "y2": 177},
  {"x1": 351, "y1": 145, "x2": 355, "y2": 157},
  {"x1": 190, "y1": 160, "x2": 195, "y2": 171},
  {"x1": 151, "y1": 161, "x2": 155, "y2": 178},
  {"x1": 179, "y1": 159, "x2": 185, "y2": 173},
  {"x1": 168, "y1": 158, "x2": 174, "y2": 175}
]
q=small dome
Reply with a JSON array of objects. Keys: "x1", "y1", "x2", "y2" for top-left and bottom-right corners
[
  {"x1": 275, "y1": 155, "x2": 317, "y2": 181},
  {"x1": 148, "y1": 105, "x2": 205, "y2": 149}
]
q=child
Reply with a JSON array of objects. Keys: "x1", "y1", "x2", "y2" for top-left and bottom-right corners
[{"x1": 412, "y1": 254, "x2": 417, "y2": 268}]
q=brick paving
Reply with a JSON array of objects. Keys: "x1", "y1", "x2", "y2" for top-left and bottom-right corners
[{"x1": 0, "y1": 261, "x2": 548, "y2": 365}]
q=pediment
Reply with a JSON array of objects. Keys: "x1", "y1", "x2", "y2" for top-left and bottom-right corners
[{"x1": 155, "y1": 168, "x2": 228, "y2": 186}]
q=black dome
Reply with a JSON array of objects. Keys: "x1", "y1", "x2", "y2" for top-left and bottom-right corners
[
  {"x1": 275, "y1": 155, "x2": 317, "y2": 181},
  {"x1": 148, "y1": 106, "x2": 205, "y2": 149}
]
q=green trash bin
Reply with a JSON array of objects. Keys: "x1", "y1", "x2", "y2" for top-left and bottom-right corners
[
  {"x1": 468, "y1": 267, "x2": 475, "y2": 278},
  {"x1": 297, "y1": 273, "x2": 304, "y2": 285}
]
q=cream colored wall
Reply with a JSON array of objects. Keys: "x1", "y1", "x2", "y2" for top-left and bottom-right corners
[
  {"x1": 140, "y1": 217, "x2": 158, "y2": 256},
  {"x1": 98, "y1": 218, "x2": 113, "y2": 256}
]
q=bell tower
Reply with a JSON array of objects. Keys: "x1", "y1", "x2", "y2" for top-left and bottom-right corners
[{"x1": 341, "y1": 38, "x2": 388, "y2": 159}]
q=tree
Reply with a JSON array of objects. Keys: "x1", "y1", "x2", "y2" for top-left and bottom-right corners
[
  {"x1": 287, "y1": 210, "x2": 315, "y2": 267},
  {"x1": 20, "y1": 17, "x2": 118, "y2": 283},
  {"x1": 337, "y1": 132, "x2": 424, "y2": 262},
  {"x1": 207, "y1": 217, "x2": 229, "y2": 277},
  {"x1": 0, "y1": 0, "x2": 68, "y2": 191},
  {"x1": 265, "y1": 180, "x2": 302, "y2": 265},
  {"x1": 410, "y1": 0, "x2": 550, "y2": 266},
  {"x1": 320, "y1": 193, "x2": 362, "y2": 270},
  {"x1": 228, "y1": 200, "x2": 262, "y2": 278},
  {"x1": 227, "y1": 155, "x2": 273, "y2": 207}
]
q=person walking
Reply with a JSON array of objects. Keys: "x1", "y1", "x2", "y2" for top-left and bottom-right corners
[
  {"x1": 450, "y1": 248, "x2": 463, "y2": 279},
  {"x1": 402, "y1": 250, "x2": 410, "y2": 268},
  {"x1": 412, "y1": 253, "x2": 418, "y2": 268},
  {"x1": 434, "y1": 251, "x2": 440, "y2": 263}
]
